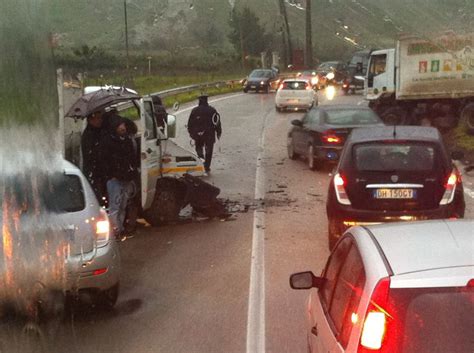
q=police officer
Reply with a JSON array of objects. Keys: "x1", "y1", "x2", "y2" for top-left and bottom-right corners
[{"x1": 187, "y1": 94, "x2": 222, "y2": 175}]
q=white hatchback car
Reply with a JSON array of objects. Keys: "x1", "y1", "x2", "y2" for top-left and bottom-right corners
[
  {"x1": 275, "y1": 79, "x2": 317, "y2": 112},
  {"x1": 290, "y1": 220, "x2": 473, "y2": 353}
]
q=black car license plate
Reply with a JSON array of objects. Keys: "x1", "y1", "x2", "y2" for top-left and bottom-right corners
[{"x1": 374, "y1": 189, "x2": 416, "y2": 199}]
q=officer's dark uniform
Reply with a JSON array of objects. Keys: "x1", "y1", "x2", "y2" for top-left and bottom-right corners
[{"x1": 187, "y1": 95, "x2": 222, "y2": 173}]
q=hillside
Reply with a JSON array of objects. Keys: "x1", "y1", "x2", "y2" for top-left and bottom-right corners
[{"x1": 49, "y1": 0, "x2": 473, "y2": 62}]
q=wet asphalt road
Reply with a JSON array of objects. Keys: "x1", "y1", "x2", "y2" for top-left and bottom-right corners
[{"x1": 6, "y1": 89, "x2": 474, "y2": 353}]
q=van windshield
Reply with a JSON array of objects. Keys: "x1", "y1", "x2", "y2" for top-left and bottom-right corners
[{"x1": 390, "y1": 287, "x2": 473, "y2": 353}]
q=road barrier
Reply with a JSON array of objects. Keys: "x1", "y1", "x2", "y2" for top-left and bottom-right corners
[{"x1": 150, "y1": 79, "x2": 244, "y2": 99}]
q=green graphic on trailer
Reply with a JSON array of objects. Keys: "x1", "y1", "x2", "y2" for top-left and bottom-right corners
[{"x1": 431, "y1": 60, "x2": 440, "y2": 72}]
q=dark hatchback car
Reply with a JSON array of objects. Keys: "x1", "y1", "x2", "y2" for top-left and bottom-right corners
[
  {"x1": 326, "y1": 126, "x2": 465, "y2": 249},
  {"x1": 287, "y1": 105, "x2": 384, "y2": 170},
  {"x1": 243, "y1": 69, "x2": 279, "y2": 93}
]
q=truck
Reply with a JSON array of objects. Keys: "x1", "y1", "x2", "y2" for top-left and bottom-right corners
[
  {"x1": 61, "y1": 84, "x2": 220, "y2": 226},
  {"x1": 365, "y1": 32, "x2": 474, "y2": 132}
]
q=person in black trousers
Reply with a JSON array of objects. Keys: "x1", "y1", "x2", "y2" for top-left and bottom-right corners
[{"x1": 187, "y1": 94, "x2": 222, "y2": 175}]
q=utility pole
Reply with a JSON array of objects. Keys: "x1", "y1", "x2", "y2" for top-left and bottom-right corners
[
  {"x1": 124, "y1": 0, "x2": 130, "y2": 75},
  {"x1": 305, "y1": 0, "x2": 313, "y2": 68},
  {"x1": 277, "y1": 0, "x2": 293, "y2": 66}
]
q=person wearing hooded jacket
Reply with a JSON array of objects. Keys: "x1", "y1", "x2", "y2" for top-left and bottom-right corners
[
  {"x1": 81, "y1": 110, "x2": 107, "y2": 206},
  {"x1": 101, "y1": 115, "x2": 138, "y2": 238},
  {"x1": 187, "y1": 94, "x2": 222, "y2": 174}
]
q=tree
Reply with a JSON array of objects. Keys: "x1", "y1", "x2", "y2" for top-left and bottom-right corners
[{"x1": 229, "y1": 7, "x2": 270, "y2": 66}]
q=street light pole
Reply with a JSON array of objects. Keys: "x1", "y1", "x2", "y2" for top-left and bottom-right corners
[
  {"x1": 124, "y1": 0, "x2": 130, "y2": 75},
  {"x1": 305, "y1": 0, "x2": 313, "y2": 68}
]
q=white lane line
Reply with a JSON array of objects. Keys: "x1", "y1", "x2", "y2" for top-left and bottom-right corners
[
  {"x1": 463, "y1": 186, "x2": 474, "y2": 199},
  {"x1": 174, "y1": 93, "x2": 246, "y2": 115},
  {"x1": 246, "y1": 112, "x2": 268, "y2": 353}
]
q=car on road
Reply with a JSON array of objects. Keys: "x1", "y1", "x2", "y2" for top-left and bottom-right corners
[
  {"x1": 298, "y1": 70, "x2": 320, "y2": 89},
  {"x1": 326, "y1": 126, "x2": 465, "y2": 249},
  {"x1": 1, "y1": 160, "x2": 121, "y2": 309},
  {"x1": 316, "y1": 61, "x2": 348, "y2": 87},
  {"x1": 243, "y1": 69, "x2": 280, "y2": 93},
  {"x1": 287, "y1": 105, "x2": 384, "y2": 170},
  {"x1": 275, "y1": 79, "x2": 317, "y2": 112},
  {"x1": 290, "y1": 219, "x2": 474, "y2": 353}
]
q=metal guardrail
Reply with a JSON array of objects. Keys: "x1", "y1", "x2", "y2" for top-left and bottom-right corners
[{"x1": 149, "y1": 78, "x2": 243, "y2": 99}]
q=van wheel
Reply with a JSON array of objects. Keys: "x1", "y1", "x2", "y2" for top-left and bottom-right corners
[
  {"x1": 460, "y1": 102, "x2": 474, "y2": 135},
  {"x1": 96, "y1": 283, "x2": 119, "y2": 310},
  {"x1": 143, "y1": 179, "x2": 186, "y2": 226}
]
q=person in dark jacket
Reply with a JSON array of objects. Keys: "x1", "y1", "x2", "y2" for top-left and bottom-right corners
[
  {"x1": 187, "y1": 94, "x2": 222, "y2": 174},
  {"x1": 81, "y1": 110, "x2": 107, "y2": 206},
  {"x1": 152, "y1": 95, "x2": 168, "y2": 131},
  {"x1": 101, "y1": 115, "x2": 138, "y2": 238}
]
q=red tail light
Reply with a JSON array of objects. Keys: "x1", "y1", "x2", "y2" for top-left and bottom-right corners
[
  {"x1": 334, "y1": 173, "x2": 351, "y2": 205},
  {"x1": 440, "y1": 172, "x2": 458, "y2": 205},
  {"x1": 359, "y1": 277, "x2": 392, "y2": 352},
  {"x1": 95, "y1": 208, "x2": 110, "y2": 247},
  {"x1": 322, "y1": 130, "x2": 342, "y2": 144},
  {"x1": 279, "y1": 83, "x2": 284, "y2": 90}
]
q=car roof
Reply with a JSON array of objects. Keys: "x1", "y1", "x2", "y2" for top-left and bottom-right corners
[
  {"x1": 283, "y1": 78, "x2": 308, "y2": 82},
  {"x1": 348, "y1": 126, "x2": 441, "y2": 143},
  {"x1": 365, "y1": 220, "x2": 474, "y2": 275},
  {"x1": 317, "y1": 104, "x2": 373, "y2": 111}
]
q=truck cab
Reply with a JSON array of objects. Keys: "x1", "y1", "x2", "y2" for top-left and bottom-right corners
[{"x1": 365, "y1": 48, "x2": 396, "y2": 101}]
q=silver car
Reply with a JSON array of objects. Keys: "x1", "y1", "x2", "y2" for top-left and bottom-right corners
[
  {"x1": 0, "y1": 160, "x2": 120, "y2": 309},
  {"x1": 290, "y1": 220, "x2": 473, "y2": 353}
]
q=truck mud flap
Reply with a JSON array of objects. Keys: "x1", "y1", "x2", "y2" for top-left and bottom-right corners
[{"x1": 182, "y1": 174, "x2": 228, "y2": 218}]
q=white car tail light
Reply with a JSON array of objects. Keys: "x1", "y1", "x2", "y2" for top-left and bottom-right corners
[
  {"x1": 358, "y1": 277, "x2": 392, "y2": 353},
  {"x1": 96, "y1": 208, "x2": 110, "y2": 247},
  {"x1": 360, "y1": 312, "x2": 386, "y2": 349},
  {"x1": 439, "y1": 172, "x2": 458, "y2": 205},
  {"x1": 334, "y1": 173, "x2": 351, "y2": 205}
]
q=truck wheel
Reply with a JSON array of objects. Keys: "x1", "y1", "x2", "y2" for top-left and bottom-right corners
[
  {"x1": 381, "y1": 106, "x2": 408, "y2": 125},
  {"x1": 143, "y1": 179, "x2": 186, "y2": 226},
  {"x1": 460, "y1": 102, "x2": 474, "y2": 135}
]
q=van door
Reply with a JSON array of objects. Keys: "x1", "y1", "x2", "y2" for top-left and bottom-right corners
[{"x1": 140, "y1": 98, "x2": 160, "y2": 209}]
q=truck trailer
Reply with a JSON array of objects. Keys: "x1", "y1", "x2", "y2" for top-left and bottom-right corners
[{"x1": 365, "y1": 32, "x2": 474, "y2": 133}]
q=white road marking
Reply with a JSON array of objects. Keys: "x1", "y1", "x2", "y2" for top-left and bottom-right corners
[
  {"x1": 174, "y1": 93, "x2": 246, "y2": 115},
  {"x1": 246, "y1": 111, "x2": 268, "y2": 353},
  {"x1": 463, "y1": 186, "x2": 474, "y2": 199}
]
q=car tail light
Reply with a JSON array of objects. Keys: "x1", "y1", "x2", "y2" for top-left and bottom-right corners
[
  {"x1": 306, "y1": 83, "x2": 312, "y2": 90},
  {"x1": 279, "y1": 83, "x2": 284, "y2": 90},
  {"x1": 359, "y1": 277, "x2": 392, "y2": 352},
  {"x1": 322, "y1": 130, "x2": 342, "y2": 144},
  {"x1": 439, "y1": 172, "x2": 458, "y2": 205},
  {"x1": 96, "y1": 209, "x2": 110, "y2": 247},
  {"x1": 334, "y1": 173, "x2": 351, "y2": 205}
]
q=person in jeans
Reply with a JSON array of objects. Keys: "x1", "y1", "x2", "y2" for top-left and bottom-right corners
[{"x1": 101, "y1": 115, "x2": 138, "y2": 239}]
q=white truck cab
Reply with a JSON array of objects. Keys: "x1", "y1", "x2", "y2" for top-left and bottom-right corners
[{"x1": 365, "y1": 48, "x2": 396, "y2": 101}]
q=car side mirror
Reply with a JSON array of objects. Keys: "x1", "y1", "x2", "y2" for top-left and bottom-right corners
[
  {"x1": 451, "y1": 151, "x2": 464, "y2": 161},
  {"x1": 289, "y1": 271, "x2": 326, "y2": 290},
  {"x1": 165, "y1": 114, "x2": 177, "y2": 139},
  {"x1": 291, "y1": 119, "x2": 303, "y2": 127}
]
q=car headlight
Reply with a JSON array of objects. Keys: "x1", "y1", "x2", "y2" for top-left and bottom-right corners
[{"x1": 260, "y1": 81, "x2": 265, "y2": 85}]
